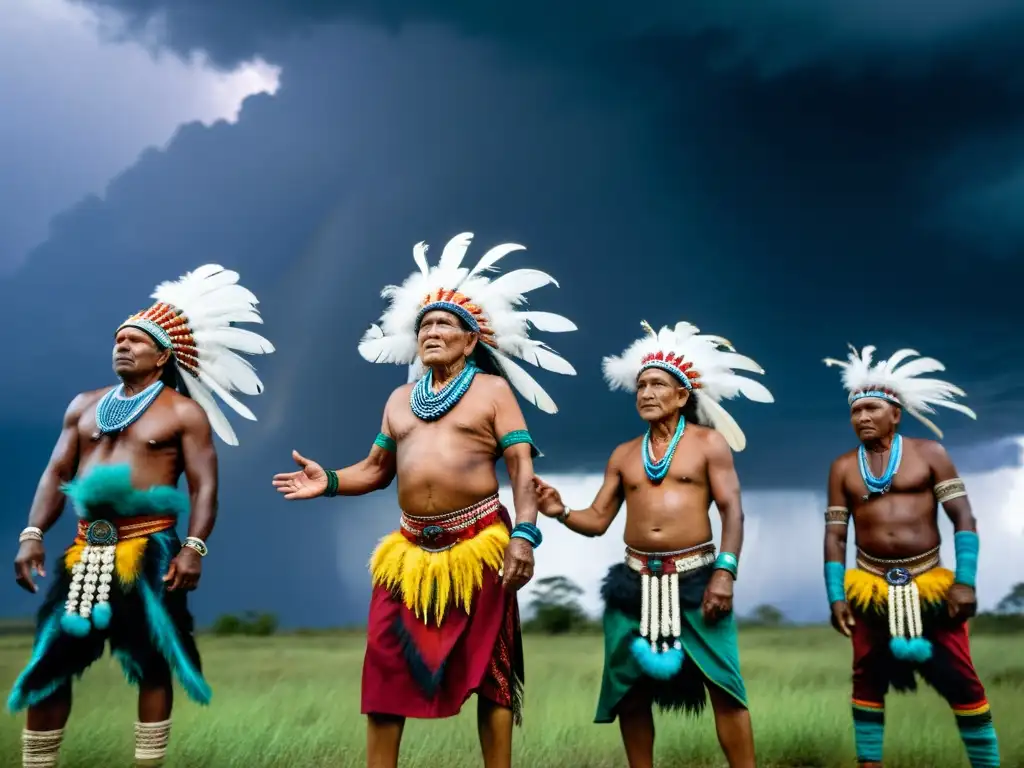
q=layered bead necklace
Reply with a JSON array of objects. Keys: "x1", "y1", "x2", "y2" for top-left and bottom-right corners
[
  {"x1": 858, "y1": 433, "x2": 903, "y2": 499},
  {"x1": 410, "y1": 361, "x2": 478, "y2": 422},
  {"x1": 643, "y1": 417, "x2": 686, "y2": 483},
  {"x1": 95, "y1": 381, "x2": 165, "y2": 434}
]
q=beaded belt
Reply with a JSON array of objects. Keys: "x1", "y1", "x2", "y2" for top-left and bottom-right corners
[
  {"x1": 625, "y1": 542, "x2": 717, "y2": 576},
  {"x1": 625, "y1": 542, "x2": 716, "y2": 654},
  {"x1": 855, "y1": 546, "x2": 941, "y2": 579},
  {"x1": 856, "y1": 546, "x2": 942, "y2": 650},
  {"x1": 74, "y1": 515, "x2": 178, "y2": 545},
  {"x1": 400, "y1": 495, "x2": 503, "y2": 552}
]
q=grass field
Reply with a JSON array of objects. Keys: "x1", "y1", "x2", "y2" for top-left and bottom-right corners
[{"x1": 0, "y1": 627, "x2": 1021, "y2": 767}]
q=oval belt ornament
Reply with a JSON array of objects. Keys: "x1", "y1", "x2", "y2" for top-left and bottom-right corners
[
  {"x1": 884, "y1": 567, "x2": 911, "y2": 587},
  {"x1": 422, "y1": 525, "x2": 444, "y2": 540},
  {"x1": 85, "y1": 519, "x2": 118, "y2": 546}
]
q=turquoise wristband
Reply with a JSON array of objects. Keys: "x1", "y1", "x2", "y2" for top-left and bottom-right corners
[
  {"x1": 324, "y1": 469, "x2": 339, "y2": 498},
  {"x1": 714, "y1": 552, "x2": 739, "y2": 579},
  {"x1": 510, "y1": 522, "x2": 543, "y2": 548},
  {"x1": 825, "y1": 561, "x2": 846, "y2": 605},
  {"x1": 953, "y1": 530, "x2": 979, "y2": 588}
]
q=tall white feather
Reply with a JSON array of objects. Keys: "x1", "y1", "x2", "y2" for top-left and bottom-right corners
[
  {"x1": 823, "y1": 345, "x2": 977, "y2": 438},
  {"x1": 601, "y1": 320, "x2": 773, "y2": 452},
  {"x1": 358, "y1": 232, "x2": 576, "y2": 413},
  {"x1": 145, "y1": 264, "x2": 273, "y2": 446}
]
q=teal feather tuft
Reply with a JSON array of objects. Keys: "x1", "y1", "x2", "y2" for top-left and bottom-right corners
[
  {"x1": 630, "y1": 636, "x2": 685, "y2": 680},
  {"x1": 60, "y1": 463, "x2": 188, "y2": 519},
  {"x1": 6, "y1": 611, "x2": 64, "y2": 713}
]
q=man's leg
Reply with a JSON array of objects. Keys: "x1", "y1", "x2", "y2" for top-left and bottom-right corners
[
  {"x1": 134, "y1": 660, "x2": 174, "y2": 766},
  {"x1": 707, "y1": 685, "x2": 755, "y2": 768},
  {"x1": 23, "y1": 683, "x2": 72, "y2": 768},
  {"x1": 615, "y1": 685, "x2": 656, "y2": 768},
  {"x1": 477, "y1": 697, "x2": 513, "y2": 768},
  {"x1": 366, "y1": 713, "x2": 405, "y2": 768},
  {"x1": 919, "y1": 621, "x2": 1000, "y2": 768},
  {"x1": 850, "y1": 616, "x2": 889, "y2": 768}
]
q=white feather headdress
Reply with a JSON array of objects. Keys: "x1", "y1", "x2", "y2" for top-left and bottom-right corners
[
  {"x1": 118, "y1": 264, "x2": 275, "y2": 446},
  {"x1": 823, "y1": 345, "x2": 976, "y2": 438},
  {"x1": 357, "y1": 232, "x2": 577, "y2": 414},
  {"x1": 601, "y1": 320, "x2": 773, "y2": 451}
]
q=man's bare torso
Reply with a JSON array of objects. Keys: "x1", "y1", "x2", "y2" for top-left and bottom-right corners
[
  {"x1": 616, "y1": 425, "x2": 715, "y2": 552},
  {"x1": 74, "y1": 386, "x2": 191, "y2": 490},
  {"x1": 386, "y1": 374, "x2": 504, "y2": 517},
  {"x1": 835, "y1": 437, "x2": 940, "y2": 559}
]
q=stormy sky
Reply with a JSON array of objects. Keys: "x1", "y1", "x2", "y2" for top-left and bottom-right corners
[{"x1": 1, "y1": 0, "x2": 1022, "y2": 627}]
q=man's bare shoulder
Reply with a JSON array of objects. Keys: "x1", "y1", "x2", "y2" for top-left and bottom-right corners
[
  {"x1": 611, "y1": 436, "x2": 643, "y2": 463},
  {"x1": 68, "y1": 387, "x2": 113, "y2": 416},
  {"x1": 905, "y1": 436, "x2": 950, "y2": 462},
  {"x1": 829, "y1": 447, "x2": 859, "y2": 471},
  {"x1": 168, "y1": 389, "x2": 209, "y2": 424},
  {"x1": 384, "y1": 383, "x2": 415, "y2": 407},
  {"x1": 473, "y1": 372, "x2": 514, "y2": 396}
]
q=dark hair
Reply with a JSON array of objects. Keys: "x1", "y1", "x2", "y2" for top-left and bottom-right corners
[{"x1": 681, "y1": 394, "x2": 700, "y2": 425}]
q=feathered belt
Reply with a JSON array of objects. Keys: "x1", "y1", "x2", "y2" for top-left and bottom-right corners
[
  {"x1": 845, "y1": 547, "x2": 953, "y2": 663},
  {"x1": 370, "y1": 495, "x2": 509, "y2": 625}
]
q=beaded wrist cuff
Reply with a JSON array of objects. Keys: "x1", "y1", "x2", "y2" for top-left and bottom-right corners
[
  {"x1": 714, "y1": 551, "x2": 739, "y2": 578},
  {"x1": 324, "y1": 469, "x2": 340, "y2": 497},
  {"x1": 183, "y1": 537, "x2": 208, "y2": 557},
  {"x1": 510, "y1": 521, "x2": 543, "y2": 548},
  {"x1": 953, "y1": 530, "x2": 979, "y2": 588},
  {"x1": 825, "y1": 561, "x2": 846, "y2": 604},
  {"x1": 19, "y1": 527, "x2": 43, "y2": 544}
]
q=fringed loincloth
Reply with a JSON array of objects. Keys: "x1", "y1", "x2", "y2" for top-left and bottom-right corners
[
  {"x1": 7, "y1": 464, "x2": 210, "y2": 713},
  {"x1": 361, "y1": 495, "x2": 524, "y2": 722},
  {"x1": 594, "y1": 544, "x2": 747, "y2": 724}
]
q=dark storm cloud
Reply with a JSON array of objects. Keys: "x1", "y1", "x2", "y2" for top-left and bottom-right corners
[{"x1": 4, "y1": 6, "x2": 1024, "y2": 625}]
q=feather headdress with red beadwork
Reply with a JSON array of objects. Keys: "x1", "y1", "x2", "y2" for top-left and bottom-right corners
[
  {"x1": 823, "y1": 345, "x2": 977, "y2": 438},
  {"x1": 118, "y1": 264, "x2": 274, "y2": 446},
  {"x1": 602, "y1": 320, "x2": 773, "y2": 451},
  {"x1": 357, "y1": 232, "x2": 577, "y2": 414}
]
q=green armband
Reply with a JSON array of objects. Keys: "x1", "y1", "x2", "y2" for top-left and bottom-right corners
[
  {"x1": 499, "y1": 430, "x2": 540, "y2": 458},
  {"x1": 374, "y1": 433, "x2": 396, "y2": 452}
]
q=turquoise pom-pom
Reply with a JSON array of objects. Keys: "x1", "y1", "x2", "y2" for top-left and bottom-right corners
[
  {"x1": 60, "y1": 613, "x2": 92, "y2": 637},
  {"x1": 890, "y1": 636, "x2": 933, "y2": 662},
  {"x1": 906, "y1": 637, "x2": 933, "y2": 662},
  {"x1": 92, "y1": 602, "x2": 112, "y2": 630},
  {"x1": 630, "y1": 636, "x2": 684, "y2": 680}
]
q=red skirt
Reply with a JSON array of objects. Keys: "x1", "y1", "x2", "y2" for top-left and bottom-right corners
[{"x1": 360, "y1": 505, "x2": 524, "y2": 722}]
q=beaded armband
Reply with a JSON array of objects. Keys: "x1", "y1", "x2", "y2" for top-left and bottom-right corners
[
  {"x1": 934, "y1": 478, "x2": 967, "y2": 504},
  {"x1": 825, "y1": 506, "x2": 850, "y2": 526},
  {"x1": 374, "y1": 433, "x2": 396, "y2": 452},
  {"x1": 324, "y1": 469, "x2": 340, "y2": 498},
  {"x1": 499, "y1": 430, "x2": 540, "y2": 458},
  {"x1": 183, "y1": 537, "x2": 208, "y2": 557},
  {"x1": 510, "y1": 522, "x2": 543, "y2": 548},
  {"x1": 714, "y1": 551, "x2": 739, "y2": 579}
]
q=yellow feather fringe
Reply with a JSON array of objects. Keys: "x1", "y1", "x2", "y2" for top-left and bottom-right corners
[
  {"x1": 64, "y1": 537, "x2": 149, "y2": 587},
  {"x1": 845, "y1": 567, "x2": 954, "y2": 613},
  {"x1": 369, "y1": 522, "x2": 509, "y2": 625}
]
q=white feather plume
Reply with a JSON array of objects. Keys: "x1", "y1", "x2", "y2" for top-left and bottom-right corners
[
  {"x1": 357, "y1": 232, "x2": 576, "y2": 413},
  {"x1": 823, "y1": 345, "x2": 977, "y2": 438},
  {"x1": 601, "y1": 320, "x2": 773, "y2": 451},
  {"x1": 143, "y1": 263, "x2": 273, "y2": 446}
]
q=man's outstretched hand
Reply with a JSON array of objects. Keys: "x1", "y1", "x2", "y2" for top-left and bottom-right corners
[
  {"x1": 272, "y1": 450, "x2": 328, "y2": 500},
  {"x1": 14, "y1": 540, "x2": 46, "y2": 594}
]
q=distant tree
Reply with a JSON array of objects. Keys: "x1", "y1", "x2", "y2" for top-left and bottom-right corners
[
  {"x1": 527, "y1": 575, "x2": 589, "y2": 634},
  {"x1": 210, "y1": 611, "x2": 279, "y2": 636},
  {"x1": 747, "y1": 604, "x2": 786, "y2": 626},
  {"x1": 996, "y1": 582, "x2": 1024, "y2": 615}
]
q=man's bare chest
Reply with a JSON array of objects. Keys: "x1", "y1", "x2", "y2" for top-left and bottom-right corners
[
  {"x1": 620, "y1": 447, "x2": 707, "y2": 492},
  {"x1": 78, "y1": 408, "x2": 181, "y2": 456}
]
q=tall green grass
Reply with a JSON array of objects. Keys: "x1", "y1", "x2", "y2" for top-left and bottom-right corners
[{"x1": 0, "y1": 627, "x2": 1020, "y2": 766}]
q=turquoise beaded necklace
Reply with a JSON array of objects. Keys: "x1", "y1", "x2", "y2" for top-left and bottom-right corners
[
  {"x1": 95, "y1": 381, "x2": 165, "y2": 434},
  {"x1": 858, "y1": 434, "x2": 903, "y2": 499},
  {"x1": 643, "y1": 416, "x2": 686, "y2": 483},
  {"x1": 410, "y1": 361, "x2": 478, "y2": 422}
]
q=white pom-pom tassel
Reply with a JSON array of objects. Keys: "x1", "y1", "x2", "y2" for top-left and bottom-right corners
[
  {"x1": 660, "y1": 575, "x2": 671, "y2": 639},
  {"x1": 640, "y1": 573, "x2": 650, "y2": 638},
  {"x1": 910, "y1": 581, "x2": 923, "y2": 638},
  {"x1": 887, "y1": 585, "x2": 897, "y2": 637},
  {"x1": 670, "y1": 573, "x2": 681, "y2": 638},
  {"x1": 650, "y1": 576, "x2": 660, "y2": 644}
]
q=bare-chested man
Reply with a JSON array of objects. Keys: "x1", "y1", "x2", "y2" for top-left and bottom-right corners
[
  {"x1": 822, "y1": 345, "x2": 1000, "y2": 768},
  {"x1": 534, "y1": 320, "x2": 772, "y2": 768},
  {"x1": 271, "y1": 232, "x2": 576, "y2": 768},
  {"x1": 7, "y1": 265, "x2": 273, "y2": 768}
]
